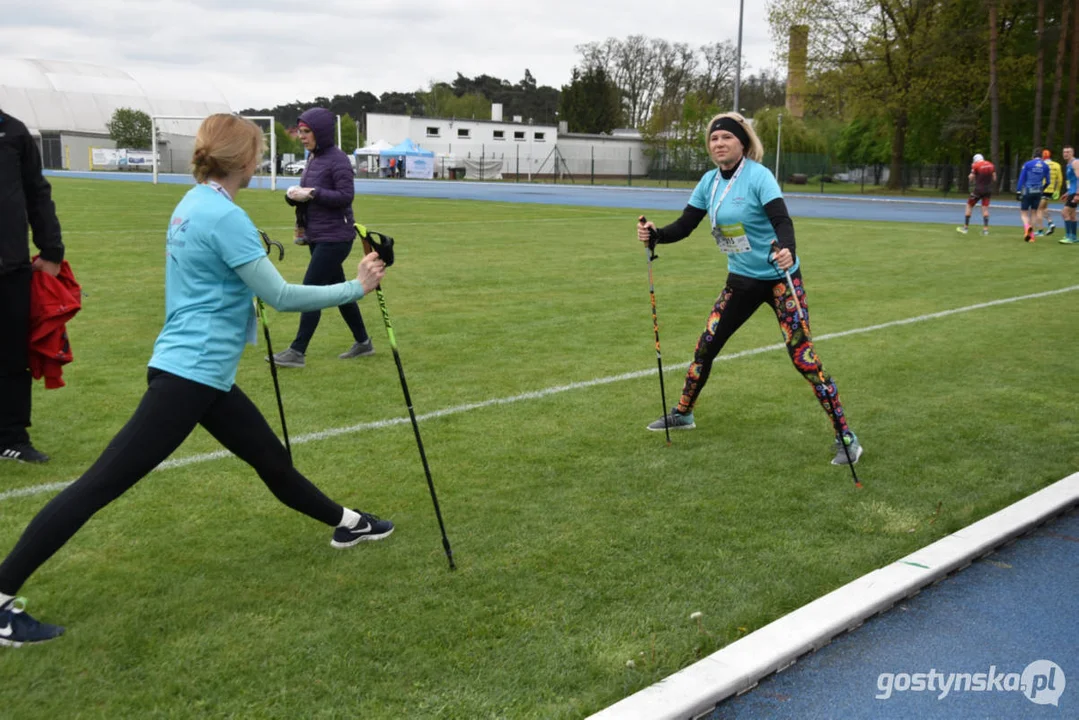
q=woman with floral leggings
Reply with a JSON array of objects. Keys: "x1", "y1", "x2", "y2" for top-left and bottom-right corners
[{"x1": 637, "y1": 111, "x2": 862, "y2": 466}]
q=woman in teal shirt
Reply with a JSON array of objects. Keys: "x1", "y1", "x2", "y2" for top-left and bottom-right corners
[
  {"x1": 637, "y1": 112, "x2": 863, "y2": 467},
  {"x1": 0, "y1": 114, "x2": 393, "y2": 646}
]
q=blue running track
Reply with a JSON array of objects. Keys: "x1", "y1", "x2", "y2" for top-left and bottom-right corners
[{"x1": 710, "y1": 507, "x2": 1078, "y2": 720}]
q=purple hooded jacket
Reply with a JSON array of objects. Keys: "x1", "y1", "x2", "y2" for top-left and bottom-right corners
[{"x1": 288, "y1": 107, "x2": 355, "y2": 242}]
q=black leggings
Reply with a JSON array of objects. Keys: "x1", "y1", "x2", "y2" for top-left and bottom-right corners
[
  {"x1": 0, "y1": 369, "x2": 343, "y2": 595},
  {"x1": 290, "y1": 240, "x2": 368, "y2": 353},
  {"x1": 0, "y1": 267, "x2": 32, "y2": 446}
]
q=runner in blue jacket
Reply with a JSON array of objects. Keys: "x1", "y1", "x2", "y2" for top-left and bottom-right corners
[{"x1": 1016, "y1": 152, "x2": 1049, "y2": 242}]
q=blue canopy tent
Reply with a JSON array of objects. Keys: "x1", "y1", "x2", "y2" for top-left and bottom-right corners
[{"x1": 379, "y1": 139, "x2": 435, "y2": 179}]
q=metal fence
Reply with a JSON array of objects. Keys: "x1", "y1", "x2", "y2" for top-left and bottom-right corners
[
  {"x1": 106, "y1": 139, "x2": 1024, "y2": 196},
  {"x1": 644, "y1": 148, "x2": 1023, "y2": 195}
]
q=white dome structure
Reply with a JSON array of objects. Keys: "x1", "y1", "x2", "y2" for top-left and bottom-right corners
[{"x1": 0, "y1": 58, "x2": 234, "y2": 171}]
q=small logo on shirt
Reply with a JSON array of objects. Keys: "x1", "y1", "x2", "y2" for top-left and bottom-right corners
[{"x1": 167, "y1": 218, "x2": 189, "y2": 248}]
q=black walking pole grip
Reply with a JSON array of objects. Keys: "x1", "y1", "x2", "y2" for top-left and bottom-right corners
[
  {"x1": 368, "y1": 232, "x2": 396, "y2": 267},
  {"x1": 259, "y1": 230, "x2": 285, "y2": 261},
  {"x1": 356, "y1": 225, "x2": 395, "y2": 267},
  {"x1": 639, "y1": 215, "x2": 659, "y2": 260}
]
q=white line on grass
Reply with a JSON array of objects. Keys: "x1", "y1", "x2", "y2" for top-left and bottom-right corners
[
  {"x1": 2, "y1": 284, "x2": 1076, "y2": 504},
  {"x1": 67, "y1": 214, "x2": 630, "y2": 237}
]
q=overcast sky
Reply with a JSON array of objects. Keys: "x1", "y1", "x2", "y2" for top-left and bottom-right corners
[{"x1": 2, "y1": 0, "x2": 778, "y2": 112}]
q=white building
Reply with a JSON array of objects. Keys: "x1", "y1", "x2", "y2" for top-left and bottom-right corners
[
  {"x1": 365, "y1": 104, "x2": 649, "y2": 180},
  {"x1": 0, "y1": 58, "x2": 233, "y2": 172}
]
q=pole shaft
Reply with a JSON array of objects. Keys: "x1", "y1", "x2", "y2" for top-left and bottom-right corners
[
  {"x1": 648, "y1": 256, "x2": 671, "y2": 445},
  {"x1": 258, "y1": 300, "x2": 291, "y2": 462},
  {"x1": 641, "y1": 216, "x2": 671, "y2": 445}
]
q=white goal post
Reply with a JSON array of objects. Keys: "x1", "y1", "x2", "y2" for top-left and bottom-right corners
[{"x1": 151, "y1": 114, "x2": 277, "y2": 190}]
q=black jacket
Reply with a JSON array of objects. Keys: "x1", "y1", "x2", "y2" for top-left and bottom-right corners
[{"x1": 0, "y1": 110, "x2": 64, "y2": 276}]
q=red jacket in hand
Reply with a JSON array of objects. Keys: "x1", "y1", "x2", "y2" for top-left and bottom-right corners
[{"x1": 29, "y1": 257, "x2": 81, "y2": 388}]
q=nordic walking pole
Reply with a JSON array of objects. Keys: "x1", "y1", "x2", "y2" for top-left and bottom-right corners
[
  {"x1": 640, "y1": 216, "x2": 671, "y2": 445},
  {"x1": 355, "y1": 224, "x2": 456, "y2": 570},
  {"x1": 769, "y1": 242, "x2": 861, "y2": 488},
  {"x1": 257, "y1": 230, "x2": 292, "y2": 463}
]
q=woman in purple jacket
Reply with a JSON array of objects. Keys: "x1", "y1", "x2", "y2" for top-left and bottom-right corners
[{"x1": 274, "y1": 107, "x2": 373, "y2": 367}]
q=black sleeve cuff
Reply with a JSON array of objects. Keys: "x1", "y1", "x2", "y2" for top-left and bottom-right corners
[{"x1": 37, "y1": 246, "x2": 65, "y2": 264}]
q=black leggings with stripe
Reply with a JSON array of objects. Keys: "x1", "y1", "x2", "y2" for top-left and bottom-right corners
[
  {"x1": 0, "y1": 369, "x2": 343, "y2": 595},
  {"x1": 675, "y1": 270, "x2": 853, "y2": 440}
]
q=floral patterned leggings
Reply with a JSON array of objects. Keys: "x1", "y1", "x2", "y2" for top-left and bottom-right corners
[{"x1": 675, "y1": 270, "x2": 853, "y2": 441}]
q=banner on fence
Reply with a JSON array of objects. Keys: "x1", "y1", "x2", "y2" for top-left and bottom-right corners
[
  {"x1": 405, "y1": 156, "x2": 434, "y2": 180},
  {"x1": 462, "y1": 157, "x2": 503, "y2": 180},
  {"x1": 91, "y1": 148, "x2": 159, "y2": 169}
]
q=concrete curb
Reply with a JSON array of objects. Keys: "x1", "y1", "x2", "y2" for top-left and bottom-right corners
[{"x1": 588, "y1": 472, "x2": 1079, "y2": 720}]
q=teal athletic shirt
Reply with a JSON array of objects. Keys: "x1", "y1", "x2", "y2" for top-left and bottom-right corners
[
  {"x1": 149, "y1": 184, "x2": 364, "y2": 391},
  {"x1": 688, "y1": 158, "x2": 798, "y2": 280},
  {"x1": 1067, "y1": 160, "x2": 1078, "y2": 195}
]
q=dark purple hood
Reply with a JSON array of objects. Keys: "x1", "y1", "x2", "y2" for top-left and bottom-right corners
[
  {"x1": 292, "y1": 106, "x2": 355, "y2": 243},
  {"x1": 298, "y1": 107, "x2": 336, "y2": 152}
]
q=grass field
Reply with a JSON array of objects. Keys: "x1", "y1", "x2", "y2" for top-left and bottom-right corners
[{"x1": 2, "y1": 177, "x2": 1076, "y2": 718}]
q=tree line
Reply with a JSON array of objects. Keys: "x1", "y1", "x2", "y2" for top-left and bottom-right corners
[
  {"x1": 119, "y1": 3, "x2": 1076, "y2": 193},
  {"x1": 556, "y1": 36, "x2": 785, "y2": 179},
  {"x1": 237, "y1": 43, "x2": 782, "y2": 145},
  {"x1": 240, "y1": 70, "x2": 560, "y2": 138},
  {"x1": 768, "y1": 0, "x2": 1079, "y2": 189}
]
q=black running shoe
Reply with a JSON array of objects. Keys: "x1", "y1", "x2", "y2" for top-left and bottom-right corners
[
  {"x1": 0, "y1": 443, "x2": 49, "y2": 463},
  {"x1": 331, "y1": 510, "x2": 394, "y2": 548},
  {"x1": 0, "y1": 598, "x2": 65, "y2": 647}
]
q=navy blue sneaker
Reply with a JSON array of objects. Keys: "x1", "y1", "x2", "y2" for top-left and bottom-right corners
[
  {"x1": 331, "y1": 510, "x2": 394, "y2": 548},
  {"x1": 0, "y1": 598, "x2": 65, "y2": 647}
]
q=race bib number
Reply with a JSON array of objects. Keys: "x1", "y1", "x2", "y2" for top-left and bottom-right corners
[{"x1": 712, "y1": 223, "x2": 751, "y2": 254}]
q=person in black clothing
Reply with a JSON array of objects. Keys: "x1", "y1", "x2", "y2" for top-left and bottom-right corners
[{"x1": 0, "y1": 109, "x2": 65, "y2": 464}]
